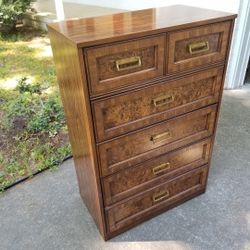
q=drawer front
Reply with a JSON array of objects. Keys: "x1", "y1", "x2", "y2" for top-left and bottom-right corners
[
  {"x1": 93, "y1": 67, "x2": 223, "y2": 142},
  {"x1": 103, "y1": 138, "x2": 212, "y2": 206},
  {"x1": 85, "y1": 35, "x2": 165, "y2": 95},
  {"x1": 106, "y1": 165, "x2": 208, "y2": 233},
  {"x1": 168, "y1": 21, "x2": 231, "y2": 73},
  {"x1": 98, "y1": 105, "x2": 217, "y2": 176}
]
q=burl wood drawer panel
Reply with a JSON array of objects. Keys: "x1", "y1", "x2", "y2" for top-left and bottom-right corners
[
  {"x1": 168, "y1": 21, "x2": 231, "y2": 73},
  {"x1": 85, "y1": 35, "x2": 165, "y2": 95},
  {"x1": 98, "y1": 105, "x2": 217, "y2": 176},
  {"x1": 103, "y1": 138, "x2": 212, "y2": 206},
  {"x1": 106, "y1": 165, "x2": 208, "y2": 233},
  {"x1": 93, "y1": 67, "x2": 223, "y2": 142}
]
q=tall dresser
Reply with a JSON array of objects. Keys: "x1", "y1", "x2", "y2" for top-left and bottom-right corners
[{"x1": 48, "y1": 5, "x2": 237, "y2": 240}]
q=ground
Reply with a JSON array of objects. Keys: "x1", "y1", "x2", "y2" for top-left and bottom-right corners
[
  {"x1": 0, "y1": 28, "x2": 71, "y2": 191},
  {"x1": 0, "y1": 85, "x2": 249, "y2": 250}
]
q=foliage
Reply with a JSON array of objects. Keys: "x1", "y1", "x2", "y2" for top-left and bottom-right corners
[
  {"x1": 27, "y1": 96, "x2": 65, "y2": 137},
  {"x1": 0, "y1": 31, "x2": 56, "y2": 85},
  {"x1": 16, "y1": 77, "x2": 42, "y2": 95},
  {"x1": 2, "y1": 77, "x2": 65, "y2": 136},
  {"x1": 0, "y1": 29, "x2": 71, "y2": 191},
  {"x1": 0, "y1": 0, "x2": 33, "y2": 28}
]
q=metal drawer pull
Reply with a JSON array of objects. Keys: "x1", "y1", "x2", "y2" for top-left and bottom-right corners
[
  {"x1": 151, "y1": 130, "x2": 171, "y2": 144},
  {"x1": 188, "y1": 41, "x2": 209, "y2": 55},
  {"x1": 115, "y1": 56, "x2": 142, "y2": 71},
  {"x1": 152, "y1": 95, "x2": 174, "y2": 107},
  {"x1": 152, "y1": 162, "x2": 171, "y2": 175},
  {"x1": 153, "y1": 189, "x2": 170, "y2": 202}
]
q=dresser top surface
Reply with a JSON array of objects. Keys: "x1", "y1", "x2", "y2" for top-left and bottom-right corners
[{"x1": 48, "y1": 5, "x2": 236, "y2": 47}]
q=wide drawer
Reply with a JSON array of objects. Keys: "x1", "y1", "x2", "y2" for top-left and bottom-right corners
[
  {"x1": 93, "y1": 67, "x2": 223, "y2": 142},
  {"x1": 85, "y1": 35, "x2": 165, "y2": 95},
  {"x1": 98, "y1": 105, "x2": 217, "y2": 176},
  {"x1": 106, "y1": 165, "x2": 208, "y2": 233},
  {"x1": 103, "y1": 138, "x2": 212, "y2": 206},
  {"x1": 168, "y1": 21, "x2": 231, "y2": 73}
]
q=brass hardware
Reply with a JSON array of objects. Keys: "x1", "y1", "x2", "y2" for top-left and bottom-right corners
[
  {"x1": 152, "y1": 95, "x2": 174, "y2": 107},
  {"x1": 151, "y1": 130, "x2": 171, "y2": 144},
  {"x1": 115, "y1": 56, "x2": 142, "y2": 71},
  {"x1": 153, "y1": 189, "x2": 170, "y2": 202},
  {"x1": 152, "y1": 162, "x2": 171, "y2": 175},
  {"x1": 188, "y1": 41, "x2": 209, "y2": 55}
]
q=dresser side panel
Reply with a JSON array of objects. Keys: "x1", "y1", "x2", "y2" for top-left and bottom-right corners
[
  {"x1": 48, "y1": 27, "x2": 106, "y2": 237},
  {"x1": 207, "y1": 19, "x2": 236, "y2": 160}
]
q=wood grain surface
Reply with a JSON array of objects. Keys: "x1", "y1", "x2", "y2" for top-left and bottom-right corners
[
  {"x1": 48, "y1": 5, "x2": 236, "y2": 47},
  {"x1": 98, "y1": 105, "x2": 217, "y2": 176},
  {"x1": 168, "y1": 21, "x2": 231, "y2": 73},
  {"x1": 106, "y1": 165, "x2": 208, "y2": 233},
  {"x1": 102, "y1": 138, "x2": 212, "y2": 206},
  {"x1": 48, "y1": 5, "x2": 236, "y2": 240},
  {"x1": 85, "y1": 35, "x2": 165, "y2": 95},
  {"x1": 48, "y1": 28, "x2": 106, "y2": 238},
  {"x1": 93, "y1": 67, "x2": 224, "y2": 141}
]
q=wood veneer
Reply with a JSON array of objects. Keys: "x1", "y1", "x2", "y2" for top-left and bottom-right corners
[
  {"x1": 102, "y1": 138, "x2": 212, "y2": 206},
  {"x1": 48, "y1": 5, "x2": 236, "y2": 240},
  {"x1": 93, "y1": 67, "x2": 224, "y2": 141},
  {"x1": 85, "y1": 35, "x2": 165, "y2": 95}
]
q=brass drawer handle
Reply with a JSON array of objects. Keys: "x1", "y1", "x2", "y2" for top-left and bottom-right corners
[
  {"x1": 152, "y1": 95, "x2": 174, "y2": 107},
  {"x1": 153, "y1": 189, "x2": 170, "y2": 202},
  {"x1": 152, "y1": 162, "x2": 171, "y2": 175},
  {"x1": 188, "y1": 41, "x2": 209, "y2": 55},
  {"x1": 115, "y1": 56, "x2": 142, "y2": 71},
  {"x1": 151, "y1": 130, "x2": 171, "y2": 144}
]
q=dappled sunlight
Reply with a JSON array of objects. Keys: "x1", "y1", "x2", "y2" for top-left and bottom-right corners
[
  {"x1": 0, "y1": 35, "x2": 56, "y2": 88},
  {"x1": 0, "y1": 29, "x2": 70, "y2": 192},
  {"x1": 224, "y1": 86, "x2": 250, "y2": 99},
  {"x1": 243, "y1": 212, "x2": 250, "y2": 250},
  {"x1": 44, "y1": 85, "x2": 59, "y2": 95},
  {"x1": 0, "y1": 75, "x2": 35, "y2": 90},
  {"x1": 242, "y1": 99, "x2": 250, "y2": 108},
  {"x1": 100, "y1": 241, "x2": 191, "y2": 250},
  {"x1": 246, "y1": 212, "x2": 250, "y2": 230},
  {"x1": 223, "y1": 86, "x2": 250, "y2": 108},
  {"x1": 35, "y1": 12, "x2": 54, "y2": 17},
  {"x1": 244, "y1": 242, "x2": 250, "y2": 250},
  {"x1": 27, "y1": 37, "x2": 53, "y2": 58}
]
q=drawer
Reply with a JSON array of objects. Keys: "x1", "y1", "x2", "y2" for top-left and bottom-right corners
[
  {"x1": 168, "y1": 21, "x2": 231, "y2": 73},
  {"x1": 98, "y1": 105, "x2": 217, "y2": 176},
  {"x1": 93, "y1": 67, "x2": 223, "y2": 142},
  {"x1": 103, "y1": 138, "x2": 212, "y2": 206},
  {"x1": 85, "y1": 35, "x2": 165, "y2": 95},
  {"x1": 106, "y1": 165, "x2": 208, "y2": 233}
]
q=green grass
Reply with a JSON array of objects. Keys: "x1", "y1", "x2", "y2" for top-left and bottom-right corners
[{"x1": 0, "y1": 28, "x2": 71, "y2": 191}]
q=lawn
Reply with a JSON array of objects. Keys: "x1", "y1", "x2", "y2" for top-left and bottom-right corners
[{"x1": 0, "y1": 28, "x2": 71, "y2": 191}]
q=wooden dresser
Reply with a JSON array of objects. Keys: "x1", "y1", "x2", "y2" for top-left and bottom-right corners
[{"x1": 48, "y1": 5, "x2": 236, "y2": 240}]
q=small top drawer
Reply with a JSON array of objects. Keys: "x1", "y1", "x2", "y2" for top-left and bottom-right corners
[
  {"x1": 168, "y1": 21, "x2": 231, "y2": 73},
  {"x1": 85, "y1": 35, "x2": 165, "y2": 95}
]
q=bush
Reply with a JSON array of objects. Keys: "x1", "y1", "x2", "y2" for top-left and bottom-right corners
[
  {"x1": 0, "y1": 0, "x2": 33, "y2": 30},
  {"x1": 2, "y1": 77, "x2": 65, "y2": 137},
  {"x1": 27, "y1": 96, "x2": 65, "y2": 137}
]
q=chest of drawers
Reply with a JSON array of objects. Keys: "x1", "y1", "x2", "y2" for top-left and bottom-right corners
[{"x1": 48, "y1": 5, "x2": 236, "y2": 240}]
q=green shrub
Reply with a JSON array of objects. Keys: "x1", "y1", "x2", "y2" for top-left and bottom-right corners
[
  {"x1": 0, "y1": 0, "x2": 33, "y2": 29},
  {"x1": 1, "y1": 77, "x2": 65, "y2": 137},
  {"x1": 16, "y1": 77, "x2": 42, "y2": 95},
  {"x1": 27, "y1": 97, "x2": 65, "y2": 137}
]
